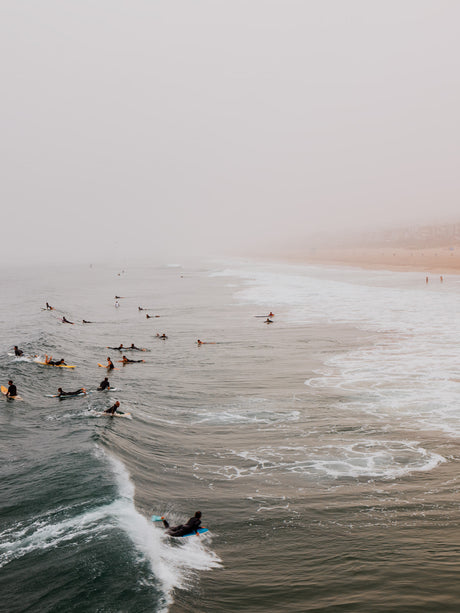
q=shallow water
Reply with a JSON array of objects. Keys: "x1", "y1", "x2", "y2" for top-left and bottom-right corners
[{"x1": 1, "y1": 259, "x2": 460, "y2": 612}]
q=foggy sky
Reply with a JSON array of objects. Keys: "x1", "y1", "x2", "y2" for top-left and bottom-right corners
[{"x1": 1, "y1": 1, "x2": 460, "y2": 263}]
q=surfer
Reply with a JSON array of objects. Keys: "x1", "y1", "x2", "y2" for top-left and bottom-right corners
[
  {"x1": 82, "y1": 320, "x2": 92, "y2": 324},
  {"x1": 13, "y1": 346, "x2": 23, "y2": 356},
  {"x1": 268, "y1": 312, "x2": 275, "y2": 317},
  {"x1": 115, "y1": 300, "x2": 120, "y2": 308},
  {"x1": 62, "y1": 316, "x2": 74, "y2": 324},
  {"x1": 264, "y1": 318, "x2": 273, "y2": 324},
  {"x1": 98, "y1": 377, "x2": 111, "y2": 391},
  {"x1": 6, "y1": 380, "x2": 17, "y2": 398},
  {"x1": 44, "y1": 356, "x2": 67, "y2": 366},
  {"x1": 57, "y1": 387, "x2": 86, "y2": 397},
  {"x1": 146, "y1": 314, "x2": 152, "y2": 319},
  {"x1": 129, "y1": 343, "x2": 144, "y2": 351},
  {"x1": 157, "y1": 333, "x2": 168, "y2": 339},
  {"x1": 107, "y1": 344, "x2": 124, "y2": 350},
  {"x1": 138, "y1": 306, "x2": 144, "y2": 311},
  {"x1": 121, "y1": 355, "x2": 144, "y2": 364},
  {"x1": 106, "y1": 357, "x2": 115, "y2": 370},
  {"x1": 46, "y1": 302, "x2": 53, "y2": 310},
  {"x1": 104, "y1": 400, "x2": 121, "y2": 415},
  {"x1": 162, "y1": 511, "x2": 202, "y2": 537}
]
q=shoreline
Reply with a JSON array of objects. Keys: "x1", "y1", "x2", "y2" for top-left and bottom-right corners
[{"x1": 273, "y1": 245, "x2": 460, "y2": 275}]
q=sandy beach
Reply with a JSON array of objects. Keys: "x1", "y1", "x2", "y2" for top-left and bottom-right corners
[{"x1": 281, "y1": 244, "x2": 460, "y2": 276}]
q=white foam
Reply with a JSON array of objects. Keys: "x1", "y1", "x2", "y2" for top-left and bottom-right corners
[
  {"x1": 198, "y1": 440, "x2": 446, "y2": 481},
  {"x1": 219, "y1": 263, "x2": 460, "y2": 438},
  {"x1": 105, "y1": 453, "x2": 222, "y2": 606},
  {"x1": 0, "y1": 450, "x2": 221, "y2": 611}
]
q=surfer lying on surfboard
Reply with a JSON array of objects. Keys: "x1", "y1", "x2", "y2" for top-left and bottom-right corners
[
  {"x1": 162, "y1": 511, "x2": 203, "y2": 537},
  {"x1": 57, "y1": 387, "x2": 86, "y2": 397},
  {"x1": 45, "y1": 356, "x2": 67, "y2": 366},
  {"x1": 120, "y1": 356, "x2": 144, "y2": 364}
]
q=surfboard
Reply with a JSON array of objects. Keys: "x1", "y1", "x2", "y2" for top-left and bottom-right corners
[
  {"x1": 94, "y1": 411, "x2": 132, "y2": 419},
  {"x1": 173, "y1": 527, "x2": 208, "y2": 537},
  {"x1": 36, "y1": 361, "x2": 76, "y2": 368},
  {"x1": 1, "y1": 385, "x2": 23, "y2": 400}
]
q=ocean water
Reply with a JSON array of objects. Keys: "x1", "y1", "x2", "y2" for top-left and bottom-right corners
[{"x1": 1, "y1": 259, "x2": 460, "y2": 612}]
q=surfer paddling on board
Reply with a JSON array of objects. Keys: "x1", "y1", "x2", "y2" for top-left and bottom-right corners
[
  {"x1": 121, "y1": 355, "x2": 144, "y2": 364},
  {"x1": 6, "y1": 380, "x2": 17, "y2": 398},
  {"x1": 162, "y1": 511, "x2": 202, "y2": 537},
  {"x1": 264, "y1": 318, "x2": 273, "y2": 324},
  {"x1": 129, "y1": 343, "x2": 144, "y2": 351},
  {"x1": 13, "y1": 346, "x2": 23, "y2": 356},
  {"x1": 104, "y1": 400, "x2": 121, "y2": 415},
  {"x1": 57, "y1": 387, "x2": 86, "y2": 397},
  {"x1": 45, "y1": 356, "x2": 67, "y2": 366},
  {"x1": 98, "y1": 377, "x2": 110, "y2": 391},
  {"x1": 45, "y1": 302, "x2": 54, "y2": 310},
  {"x1": 62, "y1": 316, "x2": 74, "y2": 324},
  {"x1": 107, "y1": 344, "x2": 124, "y2": 350}
]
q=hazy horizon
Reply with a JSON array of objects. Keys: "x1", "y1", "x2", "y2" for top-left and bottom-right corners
[{"x1": 2, "y1": 1, "x2": 460, "y2": 264}]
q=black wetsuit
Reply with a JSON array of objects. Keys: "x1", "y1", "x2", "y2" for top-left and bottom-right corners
[
  {"x1": 164, "y1": 516, "x2": 201, "y2": 537},
  {"x1": 99, "y1": 379, "x2": 110, "y2": 390},
  {"x1": 14, "y1": 348, "x2": 23, "y2": 356},
  {"x1": 58, "y1": 389, "x2": 84, "y2": 397},
  {"x1": 8, "y1": 385, "x2": 17, "y2": 397}
]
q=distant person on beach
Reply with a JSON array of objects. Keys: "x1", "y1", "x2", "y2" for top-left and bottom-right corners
[
  {"x1": 104, "y1": 400, "x2": 120, "y2": 415},
  {"x1": 98, "y1": 377, "x2": 111, "y2": 390},
  {"x1": 426, "y1": 276, "x2": 429, "y2": 284},
  {"x1": 14, "y1": 346, "x2": 23, "y2": 356},
  {"x1": 57, "y1": 387, "x2": 86, "y2": 397},
  {"x1": 7, "y1": 380, "x2": 17, "y2": 397},
  {"x1": 62, "y1": 316, "x2": 74, "y2": 324},
  {"x1": 162, "y1": 511, "x2": 202, "y2": 537}
]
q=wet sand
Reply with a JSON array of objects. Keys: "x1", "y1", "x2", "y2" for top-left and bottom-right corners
[{"x1": 282, "y1": 244, "x2": 460, "y2": 275}]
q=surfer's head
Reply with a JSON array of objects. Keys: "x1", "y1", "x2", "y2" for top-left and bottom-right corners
[{"x1": 194, "y1": 511, "x2": 202, "y2": 519}]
